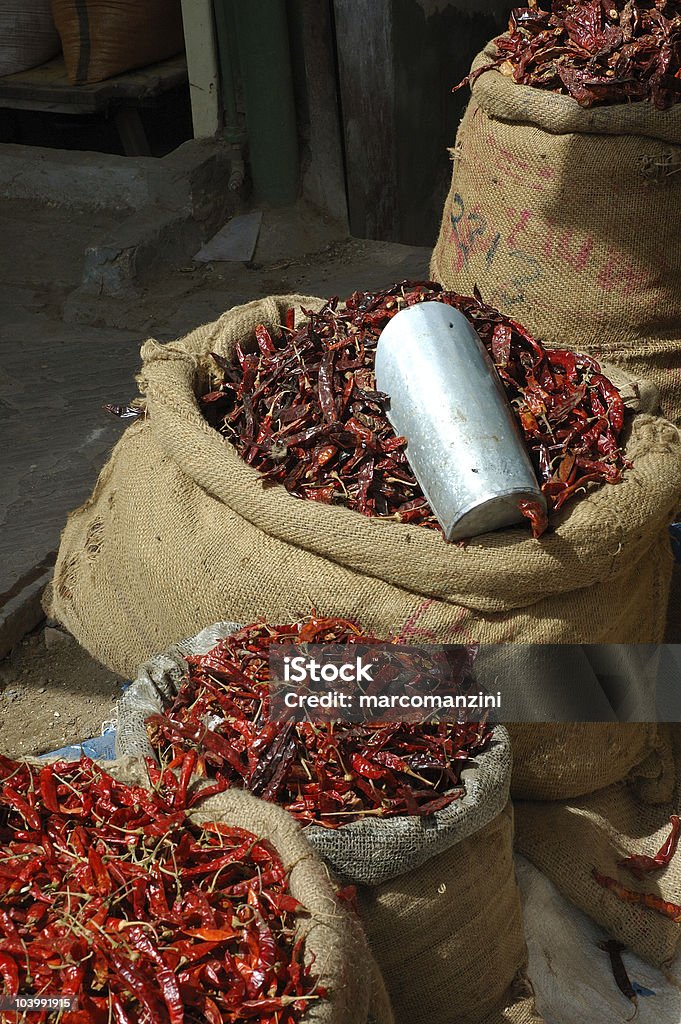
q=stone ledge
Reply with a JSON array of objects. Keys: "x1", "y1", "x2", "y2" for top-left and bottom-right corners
[{"x1": 0, "y1": 569, "x2": 52, "y2": 662}]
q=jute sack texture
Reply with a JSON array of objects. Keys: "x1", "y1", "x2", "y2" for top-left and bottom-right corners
[
  {"x1": 51, "y1": 0, "x2": 184, "y2": 85},
  {"x1": 514, "y1": 725, "x2": 681, "y2": 968},
  {"x1": 476, "y1": 644, "x2": 660, "y2": 726},
  {"x1": 193, "y1": 784, "x2": 536, "y2": 1024},
  {"x1": 477, "y1": 645, "x2": 667, "y2": 801},
  {"x1": 358, "y1": 801, "x2": 540, "y2": 1024},
  {"x1": 431, "y1": 40, "x2": 681, "y2": 426},
  {"x1": 47, "y1": 294, "x2": 681, "y2": 686},
  {"x1": 188, "y1": 788, "x2": 393, "y2": 1024},
  {"x1": 508, "y1": 723, "x2": 668, "y2": 802},
  {"x1": 0, "y1": 2, "x2": 60, "y2": 76}
]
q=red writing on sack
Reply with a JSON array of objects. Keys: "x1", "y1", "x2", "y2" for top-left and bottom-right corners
[{"x1": 445, "y1": 191, "x2": 650, "y2": 304}]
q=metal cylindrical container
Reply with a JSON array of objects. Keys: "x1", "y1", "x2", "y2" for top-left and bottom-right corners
[{"x1": 375, "y1": 301, "x2": 546, "y2": 540}]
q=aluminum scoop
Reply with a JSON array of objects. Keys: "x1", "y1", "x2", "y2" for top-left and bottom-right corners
[{"x1": 375, "y1": 301, "x2": 546, "y2": 541}]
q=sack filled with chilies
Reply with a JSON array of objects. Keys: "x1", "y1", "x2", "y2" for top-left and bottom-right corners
[
  {"x1": 115, "y1": 616, "x2": 541, "y2": 1024},
  {"x1": 432, "y1": 5, "x2": 681, "y2": 426},
  {"x1": 0, "y1": 753, "x2": 388, "y2": 1024},
  {"x1": 47, "y1": 288, "x2": 681, "y2": 677}
]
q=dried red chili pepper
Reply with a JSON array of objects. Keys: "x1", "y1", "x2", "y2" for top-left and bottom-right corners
[
  {"x1": 460, "y1": 1, "x2": 681, "y2": 110},
  {"x1": 617, "y1": 815, "x2": 681, "y2": 880},
  {"x1": 202, "y1": 281, "x2": 627, "y2": 539},
  {"x1": 0, "y1": 951, "x2": 19, "y2": 996},
  {"x1": 592, "y1": 867, "x2": 681, "y2": 922},
  {"x1": 0, "y1": 756, "x2": 322, "y2": 1024}
]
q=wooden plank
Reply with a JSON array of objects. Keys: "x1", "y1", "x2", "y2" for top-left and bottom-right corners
[
  {"x1": 114, "y1": 108, "x2": 152, "y2": 157},
  {"x1": 333, "y1": 0, "x2": 398, "y2": 241},
  {"x1": 180, "y1": 0, "x2": 221, "y2": 138},
  {"x1": 0, "y1": 55, "x2": 187, "y2": 115},
  {"x1": 294, "y1": 0, "x2": 348, "y2": 226},
  {"x1": 193, "y1": 211, "x2": 263, "y2": 263}
]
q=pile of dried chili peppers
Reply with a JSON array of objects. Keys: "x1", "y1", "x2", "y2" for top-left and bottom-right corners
[
  {"x1": 200, "y1": 281, "x2": 627, "y2": 539},
  {"x1": 147, "y1": 615, "x2": 493, "y2": 829},
  {"x1": 461, "y1": 1, "x2": 681, "y2": 109},
  {"x1": 0, "y1": 755, "x2": 321, "y2": 1024}
]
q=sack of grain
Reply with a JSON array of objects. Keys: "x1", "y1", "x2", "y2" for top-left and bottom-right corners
[
  {"x1": 51, "y1": 0, "x2": 184, "y2": 85},
  {"x1": 116, "y1": 624, "x2": 535, "y2": 1024},
  {"x1": 514, "y1": 726, "x2": 680, "y2": 967},
  {"x1": 431, "y1": 39, "x2": 681, "y2": 426},
  {"x1": 0, "y1": 2, "x2": 60, "y2": 77},
  {"x1": 46, "y1": 294, "x2": 681, "y2": 681}
]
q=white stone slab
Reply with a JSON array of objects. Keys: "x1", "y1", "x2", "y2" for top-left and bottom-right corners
[{"x1": 193, "y1": 211, "x2": 263, "y2": 263}]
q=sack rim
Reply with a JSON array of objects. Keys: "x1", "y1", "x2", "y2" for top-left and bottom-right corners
[{"x1": 470, "y1": 39, "x2": 681, "y2": 146}]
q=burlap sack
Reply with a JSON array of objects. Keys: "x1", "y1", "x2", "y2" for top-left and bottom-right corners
[
  {"x1": 477, "y1": 995, "x2": 545, "y2": 1024},
  {"x1": 0, "y1": 2, "x2": 60, "y2": 77},
  {"x1": 476, "y1": 644, "x2": 667, "y2": 802},
  {"x1": 51, "y1": 0, "x2": 184, "y2": 85},
  {"x1": 476, "y1": 644, "x2": 661, "y2": 725},
  {"x1": 189, "y1": 788, "x2": 393, "y2": 1024},
  {"x1": 116, "y1": 629, "x2": 530, "y2": 1022},
  {"x1": 21, "y1": 757, "x2": 387, "y2": 1023},
  {"x1": 514, "y1": 726, "x2": 680, "y2": 968},
  {"x1": 508, "y1": 723, "x2": 668, "y2": 802},
  {"x1": 431, "y1": 40, "x2": 681, "y2": 426},
  {"x1": 359, "y1": 802, "x2": 538, "y2": 1024},
  {"x1": 47, "y1": 294, "x2": 681, "y2": 684},
  {"x1": 307, "y1": 732, "x2": 510, "y2": 886}
]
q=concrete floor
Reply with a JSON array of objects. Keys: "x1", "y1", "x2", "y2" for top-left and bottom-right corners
[{"x1": 0, "y1": 197, "x2": 431, "y2": 665}]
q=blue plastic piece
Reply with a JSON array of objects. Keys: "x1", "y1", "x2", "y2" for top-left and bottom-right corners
[
  {"x1": 632, "y1": 982, "x2": 655, "y2": 998},
  {"x1": 41, "y1": 728, "x2": 117, "y2": 762},
  {"x1": 671, "y1": 523, "x2": 681, "y2": 564}
]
